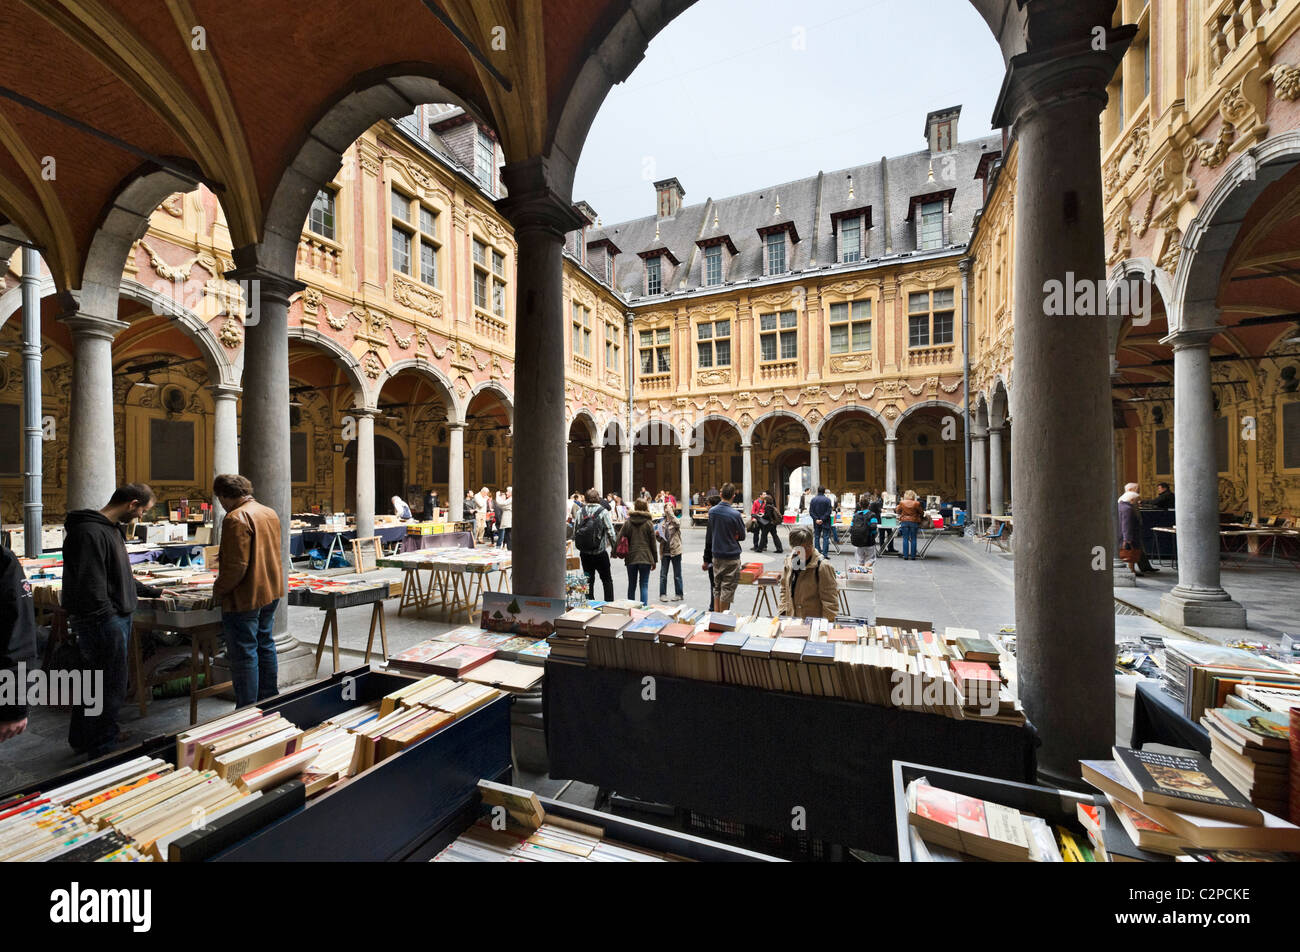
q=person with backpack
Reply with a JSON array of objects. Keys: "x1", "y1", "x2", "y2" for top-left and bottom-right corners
[
  {"x1": 779, "y1": 527, "x2": 840, "y2": 621},
  {"x1": 617, "y1": 498, "x2": 658, "y2": 604},
  {"x1": 755, "y1": 492, "x2": 783, "y2": 553},
  {"x1": 573, "y1": 488, "x2": 615, "y2": 601},
  {"x1": 657, "y1": 506, "x2": 683, "y2": 601},
  {"x1": 849, "y1": 496, "x2": 876, "y2": 564}
]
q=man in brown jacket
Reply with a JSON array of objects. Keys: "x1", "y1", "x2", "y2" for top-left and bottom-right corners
[{"x1": 212, "y1": 473, "x2": 284, "y2": 707}]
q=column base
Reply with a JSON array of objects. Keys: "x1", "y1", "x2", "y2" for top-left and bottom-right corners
[
  {"x1": 1112, "y1": 562, "x2": 1137, "y2": 588},
  {"x1": 1159, "y1": 587, "x2": 1247, "y2": 629},
  {"x1": 210, "y1": 632, "x2": 320, "y2": 700}
]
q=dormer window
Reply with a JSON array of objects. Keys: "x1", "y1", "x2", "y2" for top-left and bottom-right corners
[
  {"x1": 475, "y1": 128, "x2": 495, "y2": 191},
  {"x1": 586, "y1": 237, "x2": 621, "y2": 288},
  {"x1": 905, "y1": 189, "x2": 955, "y2": 252},
  {"x1": 765, "y1": 232, "x2": 786, "y2": 275},
  {"x1": 646, "y1": 256, "x2": 662, "y2": 295},
  {"x1": 756, "y1": 221, "x2": 799, "y2": 277},
  {"x1": 830, "y1": 206, "x2": 871, "y2": 264},
  {"x1": 695, "y1": 234, "x2": 737, "y2": 287}
]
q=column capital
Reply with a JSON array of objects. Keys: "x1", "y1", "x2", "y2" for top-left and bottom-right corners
[
  {"x1": 884, "y1": 434, "x2": 898, "y2": 444},
  {"x1": 741, "y1": 441, "x2": 752, "y2": 450},
  {"x1": 808, "y1": 438, "x2": 820, "y2": 447},
  {"x1": 498, "y1": 156, "x2": 585, "y2": 237},
  {"x1": 971, "y1": 430, "x2": 988, "y2": 442},
  {"x1": 207, "y1": 383, "x2": 242, "y2": 399},
  {"x1": 446, "y1": 420, "x2": 465, "y2": 431},
  {"x1": 1160, "y1": 327, "x2": 1221, "y2": 351},
  {"x1": 992, "y1": 28, "x2": 1135, "y2": 131},
  {"x1": 59, "y1": 312, "x2": 127, "y2": 341},
  {"x1": 223, "y1": 261, "x2": 306, "y2": 305},
  {"x1": 351, "y1": 406, "x2": 381, "y2": 419}
]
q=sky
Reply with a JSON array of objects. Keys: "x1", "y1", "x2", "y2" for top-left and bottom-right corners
[{"x1": 571, "y1": 0, "x2": 1006, "y2": 227}]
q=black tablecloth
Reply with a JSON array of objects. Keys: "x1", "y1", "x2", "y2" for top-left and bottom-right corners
[
  {"x1": 1130, "y1": 680, "x2": 1211, "y2": 755},
  {"x1": 544, "y1": 662, "x2": 1039, "y2": 855}
]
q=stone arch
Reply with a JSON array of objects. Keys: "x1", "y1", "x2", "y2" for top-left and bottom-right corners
[
  {"x1": 78, "y1": 166, "x2": 204, "y2": 321},
  {"x1": 689, "y1": 412, "x2": 745, "y2": 443},
  {"x1": 972, "y1": 391, "x2": 990, "y2": 434},
  {"x1": 0, "y1": 274, "x2": 57, "y2": 331},
  {"x1": 289, "y1": 325, "x2": 371, "y2": 408},
  {"x1": 1173, "y1": 130, "x2": 1300, "y2": 332},
  {"x1": 601, "y1": 417, "x2": 626, "y2": 449},
  {"x1": 890, "y1": 399, "x2": 965, "y2": 440},
  {"x1": 378, "y1": 358, "x2": 462, "y2": 423},
  {"x1": 1107, "y1": 257, "x2": 1174, "y2": 360},
  {"x1": 989, "y1": 381, "x2": 1010, "y2": 430},
  {"x1": 252, "y1": 71, "x2": 490, "y2": 276},
  {"x1": 569, "y1": 408, "x2": 599, "y2": 444},
  {"x1": 745, "y1": 409, "x2": 813, "y2": 443},
  {"x1": 118, "y1": 278, "x2": 234, "y2": 388},
  {"x1": 468, "y1": 379, "x2": 513, "y2": 426},
  {"x1": 814, "y1": 404, "x2": 889, "y2": 441}
]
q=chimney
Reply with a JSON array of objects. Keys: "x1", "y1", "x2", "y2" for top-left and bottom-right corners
[
  {"x1": 924, "y1": 105, "x2": 961, "y2": 154},
  {"x1": 654, "y1": 177, "x2": 685, "y2": 219}
]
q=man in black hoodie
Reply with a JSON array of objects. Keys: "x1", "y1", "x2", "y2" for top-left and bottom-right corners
[
  {"x1": 0, "y1": 543, "x2": 37, "y2": 743},
  {"x1": 63, "y1": 483, "x2": 164, "y2": 759}
]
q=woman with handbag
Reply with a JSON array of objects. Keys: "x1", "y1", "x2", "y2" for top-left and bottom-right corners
[
  {"x1": 616, "y1": 498, "x2": 658, "y2": 604},
  {"x1": 657, "y1": 506, "x2": 683, "y2": 601}
]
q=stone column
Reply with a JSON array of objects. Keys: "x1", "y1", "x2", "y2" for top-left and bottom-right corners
[
  {"x1": 988, "y1": 425, "x2": 1005, "y2": 516},
  {"x1": 592, "y1": 443, "x2": 604, "y2": 495},
  {"x1": 21, "y1": 248, "x2": 42, "y2": 556},
  {"x1": 354, "y1": 407, "x2": 377, "y2": 540},
  {"x1": 500, "y1": 158, "x2": 584, "y2": 598},
  {"x1": 448, "y1": 422, "x2": 465, "y2": 520},
  {"x1": 679, "y1": 442, "x2": 690, "y2": 511},
  {"x1": 209, "y1": 384, "x2": 241, "y2": 542},
  {"x1": 996, "y1": 30, "x2": 1131, "y2": 779},
  {"x1": 741, "y1": 441, "x2": 753, "y2": 509},
  {"x1": 970, "y1": 432, "x2": 988, "y2": 517},
  {"x1": 1159, "y1": 328, "x2": 1246, "y2": 626},
  {"x1": 809, "y1": 439, "x2": 821, "y2": 489},
  {"x1": 226, "y1": 260, "x2": 312, "y2": 685},
  {"x1": 884, "y1": 436, "x2": 898, "y2": 497},
  {"x1": 621, "y1": 444, "x2": 633, "y2": 503},
  {"x1": 62, "y1": 311, "x2": 127, "y2": 511}
]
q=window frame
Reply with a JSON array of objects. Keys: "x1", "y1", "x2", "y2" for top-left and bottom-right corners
[
  {"x1": 828, "y1": 299, "x2": 872, "y2": 355},
  {"x1": 918, "y1": 200, "x2": 945, "y2": 251},
  {"x1": 838, "y1": 216, "x2": 862, "y2": 264},
  {"x1": 639, "y1": 326, "x2": 671, "y2": 376},
  {"x1": 765, "y1": 232, "x2": 787, "y2": 275},
  {"x1": 307, "y1": 188, "x2": 336, "y2": 241},
  {"x1": 645, "y1": 255, "x2": 662, "y2": 295},
  {"x1": 695, "y1": 317, "x2": 732, "y2": 370},
  {"x1": 759, "y1": 310, "x2": 798, "y2": 364},
  {"x1": 703, "y1": 245, "x2": 723, "y2": 286}
]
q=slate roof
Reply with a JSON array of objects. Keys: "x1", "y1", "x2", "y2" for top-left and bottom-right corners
[{"x1": 583, "y1": 128, "x2": 1002, "y2": 301}]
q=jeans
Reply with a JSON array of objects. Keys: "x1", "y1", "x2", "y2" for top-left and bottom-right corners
[
  {"x1": 222, "y1": 599, "x2": 280, "y2": 708},
  {"x1": 67, "y1": 612, "x2": 131, "y2": 757},
  {"x1": 814, "y1": 523, "x2": 834, "y2": 557},
  {"x1": 498, "y1": 527, "x2": 512, "y2": 549},
  {"x1": 581, "y1": 550, "x2": 614, "y2": 601},
  {"x1": 626, "y1": 563, "x2": 651, "y2": 604},
  {"x1": 659, "y1": 554, "x2": 683, "y2": 598},
  {"x1": 899, "y1": 522, "x2": 919, "y2": 559}
]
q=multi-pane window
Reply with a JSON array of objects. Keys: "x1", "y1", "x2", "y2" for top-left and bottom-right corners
[
  {"x1": 839, "y1": 217, "x2": 861, "y2": 263},
  {"x1": 475, "y1": 129, "x2": 495, "y2": 190},
  {"x1": 829, "y1": 300, "x2": 871, "y2": 354},
  {"x1": 765, "y1": 232, "x2": 786, "y2": 275},
  {"x1": 908, "y1": 289, "x2": 956, "y2": 348},
  {"x1": 696, "y1": 319, "x2": 731, "y2": 369},
  {"x1": 639, "y1": 328, "x2": 671, "y2": 375},
  {"x1": 572, "y1": 302, "x2": 592, "y2": 359},
  {"x1": 308, "y1": 188, "x2": 336, "y2": 240},
  {"x1": 392, "y1": 189, "x2": 439, "y2": 287},
  {"x1": 605, "y1": 319, "x2": 621, "y2": 370},
  {"x1": 472, "y1": 237, "x2": 507, "y2": 317},
  {"x1": 645, "y1": 256, "x2": 662, "y2": 295},
  {"x1": 704, "y1": 245, "x2": 723, "y2": 286},
  {"x1": 919, "y1": 201, "x2": 944, "y2": 250},
  {"x1": 759, "y1": 311, "x2": 798, "y2": 362},
  {"x1": 492, "y1": 250, "x2": 505, "y2": 317}
]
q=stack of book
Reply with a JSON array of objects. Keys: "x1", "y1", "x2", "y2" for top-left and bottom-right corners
[
  {"x1": 175, "y1": 709, "x2": 305, "y2": 781},
  {"x1": 548, "y1": 608, "x2": 601, "y2": 663},
  {"x1": 579, "y1": 615, "x2": 1021, "y2": 724},
  {"x1": 431, "y1": 780, "x2": 687, "y2": 862},
  {"x1": 385, "y1": 640, "x2": 497, "y2": 677},
  {"x1": 1161, "y1": 639, "x2": 1300, "y2": 722},
  {"x1": 1082, "y1": 746, "x2": 1300, "y2": 857},
  {"x1": 906, "y1": 779, "x2": 1063, "y2": 861},
  {"x1": 1202, "y1": 708, "x2": 1292, "y2": 817},
  {"x1": 0, "y1": 755, "x2": 251, "y2": 861}
]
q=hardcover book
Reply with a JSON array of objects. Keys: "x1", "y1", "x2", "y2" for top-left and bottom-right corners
[{"x1": 1111, "y1": 747, "x2": 1262, "y2": 824}]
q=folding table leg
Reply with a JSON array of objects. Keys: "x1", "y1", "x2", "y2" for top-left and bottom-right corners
[
  {"x1": 330, "y1": 610, "x2": 341, "y2": 672},
  {"x1": 377, "y1": 601, "x2": 389, "y2": 660},
  {"x1": 130, "y1": 623, "x2": 149, "y2": 716},
  {"x1": 314, "y1": 610, "x2": 332, "y2": 675},
  {"x1": 190, "y1": 634, "x2": 200, "y2": 724}
]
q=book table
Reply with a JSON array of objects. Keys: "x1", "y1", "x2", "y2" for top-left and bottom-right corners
[
  {"x1": 129, "y1": 605, "x2": 231, "y2": 724},
  {"x1": 380, "y1": 548, "x2": 511, "y2": 623},
  {"x1": 544, "y1": 662, "x2": 1038, "y2": 855},
  {"x1": 288, "y1": 583, "x2": 393, "y2": 674}
]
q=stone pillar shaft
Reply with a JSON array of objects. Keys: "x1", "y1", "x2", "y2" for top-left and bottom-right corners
[
  {"x1": 210, "y1": 385, "x2": 241, "y2": 543},
  {"x1": 809, "y1": 439, "x2": 821, "y2": 490},
  {"x1": 592, "y1": 444, "x2": 604, "y2": 495},
  {"x1": 355, "y1": 409, "x2": 376, "y2": 540},
  {"x1": 679, "y1": 443, "x2": 690, "y2": 510},
  {"x1": 988, "y1": 426, "x2": 1005, "y2": 517},
  {"x1": 741, "y1": 441, "x2": 753, "y2": 509},
  {"x1": 1160, "y1": 331, "x2": 1246, "y2": 626},
  {"x1": 449, "y1": 423, "x2": 465, "y2": 521},
  {"x1": 971, "y1": 434, "x2": 988, "y2": 516},
  {"x1": 21, "y1": 248, "x2": 42, "y2": 556},
  {"x1": 63, "y1": 313, "x2": 127, "y2": 511},
  {"x1": 621, "y1": 446, "x2": 632, "y2": 503},
  {"x1": 884, "y1": 437, "x2": 898, "y2": 498}
]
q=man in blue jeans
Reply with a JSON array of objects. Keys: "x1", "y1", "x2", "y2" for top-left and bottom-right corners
[
  {"x1": 212, "y1": 474, "x2": 284, "y2": 707},
  {"x1": 62, "y1": 483, "x2": 165, "y2": 759},
  {"x1": 808, "y1": 485, "x2": 834, "y2": 558}
]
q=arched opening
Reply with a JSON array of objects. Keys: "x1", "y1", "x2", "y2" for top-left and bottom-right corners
[
  {"x1": 466, "y1": 387, "x2": 513, "y2": 494},
  {"x1": 751, "y1": 414, "x2": 813, "y2": 511},
  {"x1": 567, "y1": 413, "x2": 598, "y2": 493},
  {"x1": 893, "y1": 404, "x2": 966, "y2": 502},
  {"x1": 631, "y1": 419, "x2": 681, "y2": 500},
  {"x1": 818, "y1": 409, "x2": 889, "y2": 498},
  {"x1": 692, "y1": 418, "x2": 744, "y2": 501},
  {"x1": 345, "y1": 433, "x2": 406, "y2": 517}
]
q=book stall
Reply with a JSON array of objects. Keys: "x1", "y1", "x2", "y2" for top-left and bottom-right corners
[
  {"x1": 286, "y1": 574, "x2": 402, "y2": 674},
  {"x1": 538, "y1": 606, "x2": 1037, "y2": 855}
]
